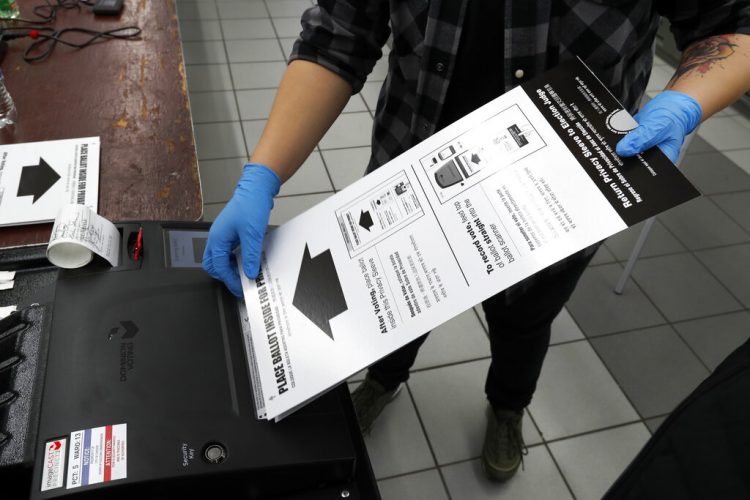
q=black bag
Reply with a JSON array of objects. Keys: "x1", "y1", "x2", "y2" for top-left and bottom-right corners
[{"x1": 604, "y1": 337, "x2": 750, "y2": 499}]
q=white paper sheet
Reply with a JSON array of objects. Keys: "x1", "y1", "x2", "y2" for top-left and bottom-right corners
[
  {"x1": 0, "y1": 137, "x2": 100, "y2": 227},
  {"x1": 239, "y1": 59, "x2": 699, "y2": 420}
]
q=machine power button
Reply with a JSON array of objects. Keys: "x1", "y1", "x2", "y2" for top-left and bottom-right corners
[{"x1": 203, "y1": 443, "x2": 227, "y2": 464}]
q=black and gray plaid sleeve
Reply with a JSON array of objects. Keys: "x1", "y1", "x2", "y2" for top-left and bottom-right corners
[
  {"x1": 290, "y1": 0, "x2": 391, "y2": 93},
  {"x1": 658, "y1": 0, "x2": 750, "y2": 50}
]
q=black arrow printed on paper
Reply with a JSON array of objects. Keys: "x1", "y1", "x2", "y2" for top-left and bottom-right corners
[
  {"x1": 17, "y1": 157, "x2": 61, "y2": 203},
  {"x1": 359, "y1": 210, "x2": 374, "y2": 231},
  {"x1": 292, "y1": 244, "x2": 348, "y2": 340}
]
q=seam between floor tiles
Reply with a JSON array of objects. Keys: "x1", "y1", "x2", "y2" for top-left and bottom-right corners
[
  {"x1": 216, "y1": 18, "x2": 255, "y2": 161},
  {"x1": 633, "y1": 216, "x2": 750, "y2": 313},
  {"x1": 403, "y1": 383, "x2": 453, "y2": 500}
]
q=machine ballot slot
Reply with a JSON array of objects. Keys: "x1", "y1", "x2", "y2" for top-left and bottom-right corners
[{"x1": 116, "y1": 223, "x2": 142, "y2": 271}]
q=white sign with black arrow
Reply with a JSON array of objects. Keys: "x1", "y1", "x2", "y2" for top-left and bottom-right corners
[{"x1": 0, "y1": 136, "x2": 100, "y2": 227}]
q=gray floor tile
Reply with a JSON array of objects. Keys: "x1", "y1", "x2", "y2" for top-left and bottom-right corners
[
  {"x1": 194, "y1": 121, "x2": 247, "y2": 159},
  {"x1": 378, "y1": 469, "x2": 448, "y2": 500},
  {"x1": 242, "y1": 119, "x2": 267, "y2": 154},
  {"x1": 441, "y1": 449, "x2": 573, "y2": 500},
  {"x1": 712, "y1": 191, "x2": 750, "y2": 235},
  {"x1": 360, "y1": 81, "x2": 383, "y2": 112},
  {"x1": 202, "y1": 202, "x2": 226, "y2": 222},
  {"x1": 550, "y1": 308, "x2": 584, "y2": 345},
  {"x1": 226, "y1": 39, "x2": 285, "y2": 63},
  {"x1": 186, "y1": 64, "x2": 234, "y2": 92},
  {"x1": 216, "y1": 0, "x2": 268, "y2": 19},
  {"x1": 632, "y1": 253, "x2": 743, "y2": 322},
  {"x1": 279, "y1": 37, "x2": 296, "y2": 59},
  {"x1": 343, "y1": 95, "x2": 368, "y2": 114},
  {"x1": 279, "y1": 152, "x2": 333, "y2": 196},
  {"x1": 674, "y1": 311, "x2": 750, "y2": 370},
  {"x1": 591, "y1": 325, "x2": 709, "y2": 418},
  {"x1": 179, "y1": 19, "x2": 223, "y2": 41},
  {"x1": 267, "y1": 0, "x2": 313, "y2": 17},
  {"x1": 176, "y1": 0, "x2": 218, "y2": 20},
  {"x1": 605, "y1": 219, "x2": 686, "y2": 261},
  {"x1": 369, "y1": 51, "x2": 390, "y2": 82},
  {"x1": 591, "y1": 244, "x2": 617, "y2": 265},
  {"x1": 698, "y1": 115, "x2": 750, "y2": 151},
  {"x1": 189, "y1": 90, "x2": 240, "y2": 123},
  {"x1": 723, "y1": 148, "x2": 750, "y2": 177},
  {"x1": 408, "y1": 360, "x2": 542, "y2": 465},
  {"x1": 353, "y1": 386, "x2": 435, "y2": 479},
  {"x1": 695, "y1": 244, "x2": 750, "y2": 308},
  {"x1": 346, "y1": 369, "x2": 367, "y2": 384},
  {"x1": 680, "y1": 152, "x2": 750, "y2": 195},
  {"x1": 272, "y1": 16, "x2": 303, "y2": 38},
  {"x1": 231, "y1": 61, "x2": 286, "y2": 89},
  {"x1": 199, "y1": 157, "x2": 244, "y2": 203},
  {"x1": 548, "y1": 424, "x2": 651, "y2": 500},
  {"x1": 644, "y1": 415, "x2": 667, "y2": 434},
  {"x1": 566, "y1": 264, "x2": 665, "y2": 337},
  {"x1": 645, "y1": 65, "x2": 673, "y2": 92},
  {"x1": 182, "y1": 41, "x2": 228, "y2": 65},
  {"x1": 221, "y1": 18, "x2": 276, "y2": 39},
  {"x1": 320, "y1": 147, "x2": 370, "y2": 191},
  {"x1": 269, "y1": 193, "x2": 333, "y2": 225},
  {"x1": 685, "y1": 135, "x2": 717, "y2": 155},
  {"x1": 319, "y1": 112, "x2": 374, "y2": 150},
  {"x1": 411, "y1": 310, "x2": 490, "y2": 370},
  {"x1": 529, "y1": 341, "x2": 639, "y2": 440},
  {"x1": 657, "y1": 197, "x2": 749, "y2": 250},
  {"x1": 473, "y1": 306, "x2": 488, "y2": 332},
  {"x1": 236, "y1": 88, "x2": 277, "y2": 120}
]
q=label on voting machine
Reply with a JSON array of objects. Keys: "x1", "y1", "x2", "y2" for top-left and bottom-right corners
[{"x1": 239, "y1": 58, "x2": 700, "y2": 421}]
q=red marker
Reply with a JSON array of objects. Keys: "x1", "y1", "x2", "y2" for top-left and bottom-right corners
[{"x1": 133, "y1": 227, "x2": 143, "y2": 261}]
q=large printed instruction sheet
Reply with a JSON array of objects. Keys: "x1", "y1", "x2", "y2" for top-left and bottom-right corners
[{"x1": 240, "y1": 58, "x2": 700, "y2": 420}]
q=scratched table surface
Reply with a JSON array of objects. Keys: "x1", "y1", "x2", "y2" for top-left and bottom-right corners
[{"x1": 0, "y1": 0, "x2": 201, "y2": 249}]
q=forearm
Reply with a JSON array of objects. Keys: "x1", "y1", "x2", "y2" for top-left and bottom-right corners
[
  {"x1": 666, "y1": 33, "x2": 750, "y2": 120},
  {"x1": 250, "y1": 60, "x2": 352, "y2": 182}
]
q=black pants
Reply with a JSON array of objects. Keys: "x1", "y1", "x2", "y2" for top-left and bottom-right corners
[{"x1": 368, "y1": 251, "x2": 595, "y2": 411}]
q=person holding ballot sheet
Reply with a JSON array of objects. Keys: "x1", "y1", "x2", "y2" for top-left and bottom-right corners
[{"x1": 203, "y1": 0, "x2": 750, "y2": 482}]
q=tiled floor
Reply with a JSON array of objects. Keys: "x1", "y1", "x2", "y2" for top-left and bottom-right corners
[{"x1": 177, "y1": 1, "x2": 750, "y2": 498}]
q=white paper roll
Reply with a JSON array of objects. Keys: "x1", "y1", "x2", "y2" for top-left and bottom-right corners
[{"x1": 47, "y1": 204, "x2": 121, "y2": 269}]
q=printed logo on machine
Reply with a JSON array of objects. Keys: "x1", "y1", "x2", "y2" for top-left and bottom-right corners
[
  {"x1": 41, "y1": 438, "x2": 67, "y2": 491},
  {"x1": 66, "y1": 423, "x2": 127, "y2": 489}
]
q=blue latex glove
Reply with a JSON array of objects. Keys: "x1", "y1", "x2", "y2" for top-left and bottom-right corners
[
  {"x1": 203, "y1": 163, "x2": 281, "y2": 297},
  {"x1": 616, "y1": 90, "x2": 702, "y2": 163}
]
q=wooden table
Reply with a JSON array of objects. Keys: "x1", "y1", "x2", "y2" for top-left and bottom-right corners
[{"x1": 0, "y1": 0, "x2": 202, "y2": 248}]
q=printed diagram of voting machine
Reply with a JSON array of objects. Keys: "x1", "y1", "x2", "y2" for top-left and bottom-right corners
[
  {"x1": 336, "y1": 171, "x2": 424, "y2": 258},
  {"x1": 420, "y1": 104, "x2": 547, "y2": 203}
]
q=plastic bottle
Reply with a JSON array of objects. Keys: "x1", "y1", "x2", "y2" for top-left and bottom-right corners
[
  {"x1": 0, "y1": 1, "x2": 20, "y2": 19},
  {"x1": 0, "y1": 68, "x2": 17, "y2": 128}
]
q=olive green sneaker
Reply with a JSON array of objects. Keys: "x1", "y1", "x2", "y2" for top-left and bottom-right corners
[
  {"x1": 350, "y1": 375, "x2": 403, "y2": 435},
  {"x1": 481, "y1": 407, "x2": 527, "y2": 481}
]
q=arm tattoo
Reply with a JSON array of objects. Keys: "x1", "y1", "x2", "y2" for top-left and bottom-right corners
[{"x1": 667, "y1": 36, "x2": 738, "y2": 87}]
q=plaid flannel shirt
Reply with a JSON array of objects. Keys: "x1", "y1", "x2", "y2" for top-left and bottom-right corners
[{"x1": 290, "y1": 0, "x2": 750, "y2": 299}]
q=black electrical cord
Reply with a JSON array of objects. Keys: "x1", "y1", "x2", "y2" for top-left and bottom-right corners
[
  {"x1": 0, "y1": 0, "x2": 98, "y2": 25},
  {"x1": 21, "y1": 26, "x2": 141, "y2": 62}
]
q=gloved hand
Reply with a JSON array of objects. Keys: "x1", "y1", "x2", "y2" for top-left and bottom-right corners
[
  {"x1": 203, "y1": 163, "x2": 281, "y2": 297},
  {"x1": 616, "y1": 90, "x2": 703, "y2": 163}
]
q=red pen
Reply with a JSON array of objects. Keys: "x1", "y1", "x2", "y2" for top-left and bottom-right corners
[{"x1": 133, "y1": 227, "x2": 143, "y2": 261}]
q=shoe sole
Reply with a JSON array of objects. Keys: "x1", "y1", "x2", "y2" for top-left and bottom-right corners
[{"x1": 480, "y1": 455, "x2": 520, "y2": 482}]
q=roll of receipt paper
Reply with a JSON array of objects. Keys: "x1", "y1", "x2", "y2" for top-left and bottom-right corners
[{"x1": 47, "y1": 204, "x2": 121, "y2": 268}]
